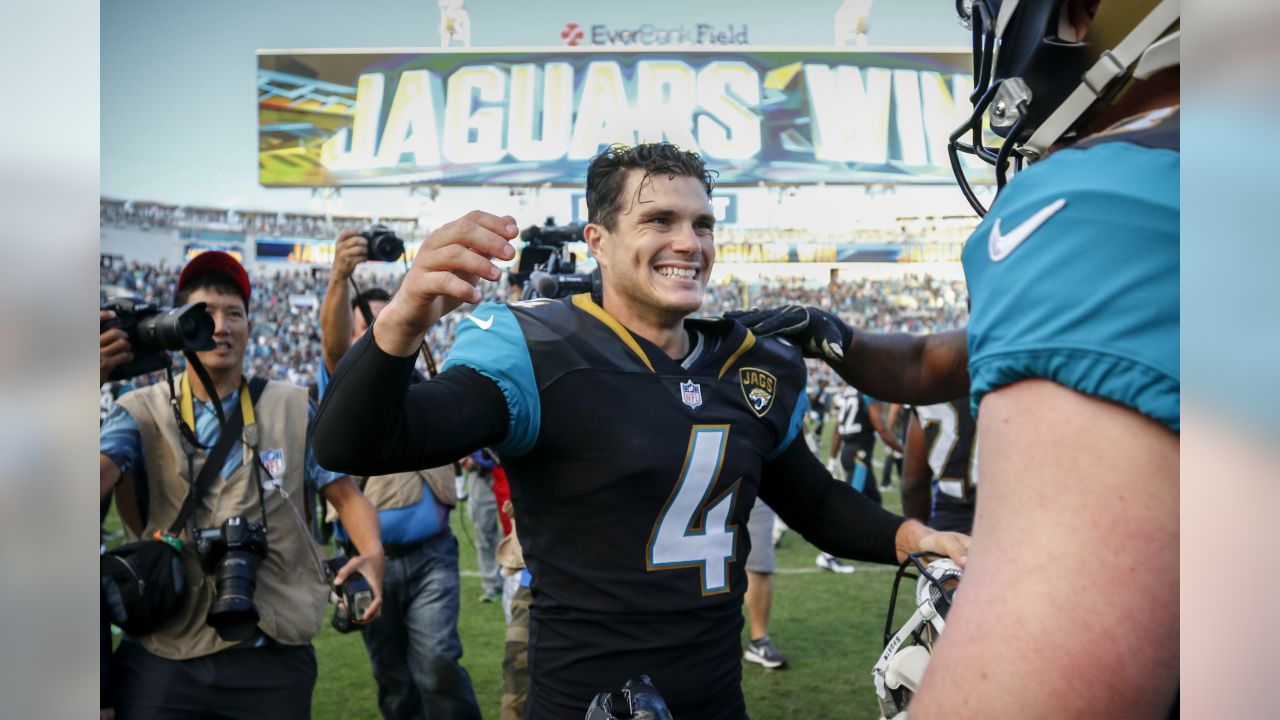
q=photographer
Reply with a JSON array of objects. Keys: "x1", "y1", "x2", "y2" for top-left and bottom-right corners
[
  {"x1": 99, "y1": 251, "x2": 385, "y2": 720},
  {"x1": 317, "y1": 230, "x2": 481, "y2": 720}
]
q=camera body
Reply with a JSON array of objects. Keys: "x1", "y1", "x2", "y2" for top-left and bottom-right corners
[
  {"x1": 515, "y1": 218, "x2": 600, "y2": 301},
  {"x1": 360, "y1": 224, "x2": 406, "y2": 263},
  {"x1": 326, "y1": 555, "x2": 374, "y2": 634},
  {"x1": 100, "y1": 298, "x2": 216, "y2": 381},
  {"x1": 193, "y1": 516, "x2": 269, "y2": 641}
]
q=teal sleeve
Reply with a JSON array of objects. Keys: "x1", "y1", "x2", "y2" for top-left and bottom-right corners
[
  {"x1": 963, "y1": 142, "x2": 1179, "y2": 432},
  {"x1": 442, "y1": 304, "x2": 541, "y2": 456}
]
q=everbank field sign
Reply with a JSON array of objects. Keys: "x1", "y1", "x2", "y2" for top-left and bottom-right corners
[
  {"x1": 559, "y1": 22, "x2": 751, "y2": 46},
  {"x1": 257, "y1": 48, "x2": 990, "y2": 187}
]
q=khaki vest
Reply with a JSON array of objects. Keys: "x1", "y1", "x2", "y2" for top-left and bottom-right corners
[
  {"x1": 324, "y1": 465, "x2": 456, "y2": 525},
  {"x1": 117, "y1": 376, "x2": 328, "y2": 660}
]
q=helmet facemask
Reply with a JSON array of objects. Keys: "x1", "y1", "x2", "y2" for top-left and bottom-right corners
[{"x1": 948, "y1": 0, "x2": 1180, "y2": 216}]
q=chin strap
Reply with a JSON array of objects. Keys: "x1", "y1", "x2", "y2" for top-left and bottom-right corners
[{"x1": 1021, "y1": 0, "x2": 1179, "y2": 159}]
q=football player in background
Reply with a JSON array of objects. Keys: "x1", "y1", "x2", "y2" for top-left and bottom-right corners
[
  {"x1": 820, "y1": 385, "x2": 906, "y2": 574},
  {"x1": 901, "y1": 400, "x2": 977, "y2": 535},
  {"x1": 829, "y1": 385, "x2": 905, "y2": 505},
  {"x1": 736, "y1": 1, "x2": 1179, "y2": 716},
  {"x1": 314, "y1": 142, "x2": 970, "y2": 719}
]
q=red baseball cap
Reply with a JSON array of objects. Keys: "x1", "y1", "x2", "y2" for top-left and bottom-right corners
[{"x1": 176, "y1": 251, "x2": 251, "y2": 306}]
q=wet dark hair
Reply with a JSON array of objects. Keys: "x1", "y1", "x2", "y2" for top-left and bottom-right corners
[
  {"x1": 175, "y1": 272, "x2": 246, "y2": 310},
  {"x1": 585, "y1": 142, "x2": 716, "y2": 231},
  {"x1": 350, "y1": 287, "x2": 391, "y2": 311}
]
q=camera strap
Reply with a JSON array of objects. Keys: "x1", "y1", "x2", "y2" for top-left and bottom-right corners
[
  {"x1": 183, "y1": 351, "x2": 228, "y2": 429},
  {"x1": 165, "y1": 376, "x2": 259, "y2": 539}
]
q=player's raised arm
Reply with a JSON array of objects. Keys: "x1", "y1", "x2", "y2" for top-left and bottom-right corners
[
  {"x1": 728, "y1": 305, "x2": 968, "y2": 404},
  {"x1": 373, "y1": 210, "x2": 519, "y2": 356},
  {"x1": 312, "y1": 210, "x2": 517, "y2": 476}
]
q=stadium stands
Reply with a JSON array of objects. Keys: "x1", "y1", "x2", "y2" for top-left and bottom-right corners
[{"x1": 100, "y1": 258, "x2": 967, "y2": 398}]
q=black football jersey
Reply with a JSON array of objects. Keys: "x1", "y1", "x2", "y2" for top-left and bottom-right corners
[
  {"x1": 913, "y1": 399, "x2": 978, "y2": 534},
  {"x1": 834, "y1": 385, "x2": 876, "y2": 452},
  {"x1": 443, "y1": 294, "x2": 808, "y2": 719}
]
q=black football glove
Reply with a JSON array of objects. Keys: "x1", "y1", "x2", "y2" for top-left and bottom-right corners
[{"x1": 725, "y1": 305, "x2": 853, "y2": 363}]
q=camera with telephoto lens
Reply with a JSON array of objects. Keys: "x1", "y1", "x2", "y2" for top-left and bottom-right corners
[
  {"x1": 193, "y1": 516, "x2": 269, "y2": 641},
  {"x1": 360, "y1": 224, "x2": 406, "y2": 262},
  {"x1": 513, "y1": 217, "x2": 600, "y2": 301},
  {"x1": 100, "y1": 297, "x2": 216, "y2": 381},
  {"x1": 326, "y1": 555, "x2": 374, "y2": 633}
]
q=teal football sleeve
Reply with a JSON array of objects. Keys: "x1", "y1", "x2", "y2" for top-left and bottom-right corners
[
  {"x1": 963, "y1": 141, "x2": 1179, "y2": 432},
  {"x1": 443, "y1": 303, "x2": 542, "y2": 456}
]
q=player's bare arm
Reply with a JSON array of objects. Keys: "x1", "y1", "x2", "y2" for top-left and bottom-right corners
[
  {"x1": 908, "y1": 381, "x2": 1179, "y2": 719},
  {"x1": 900, "y1": 413, "x2": 933, "y2": 524},
  {"x1": 840, "y1": 327, "x2": 968, "y2": 405},
  {"x1": 373, "y1": 210, "x2": 519, "y2": 357},
  {"x1": 869, "y1": 402, "x2": 905, "y2": 453}
]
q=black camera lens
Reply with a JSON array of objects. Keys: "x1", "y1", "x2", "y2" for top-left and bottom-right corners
[
  {"x1": 197, "y1": 517, "x2": 269, "y2": 641},
  {"x1": 134, "y1": 302, "x2": 216, "y2": 353},
  {"x1": 362, "y1": 224, "x2": 405, "y2": 262},
  {"x1": 206, "y1": 550, "x2": 261, "y2": 641}
]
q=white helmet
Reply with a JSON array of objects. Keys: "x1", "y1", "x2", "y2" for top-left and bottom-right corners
[{"x1": 871, "y1": 554, "x2": 963, "y2": 719}]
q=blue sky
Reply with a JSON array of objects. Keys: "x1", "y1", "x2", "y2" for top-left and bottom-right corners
[{"x1": 102, "y1": 0, "x2": 969, "y2": 212}]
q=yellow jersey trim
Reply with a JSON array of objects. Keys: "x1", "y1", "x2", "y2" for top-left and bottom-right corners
[
  {"x1": 717, "y1": 331, "x2": 756, "y2": 379},
  {"x1": 571, "y1": 294, "x2": 656, "y2": 373}
]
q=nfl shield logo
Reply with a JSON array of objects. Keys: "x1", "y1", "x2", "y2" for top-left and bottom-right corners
[
  {"x1": 261, "y1": 448, "x2": 286, "y2": 478},
  {"x1": 680, "y1": 380, "x2": 703, "y2": 410}
]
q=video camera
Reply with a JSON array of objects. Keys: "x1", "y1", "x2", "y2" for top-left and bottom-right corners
[
  {"x1": 100, "y1": 298, "x2": 216, "y2": 381},
  {"x1": 512, "y1": 217, "x2": 601, "y2": 301}
]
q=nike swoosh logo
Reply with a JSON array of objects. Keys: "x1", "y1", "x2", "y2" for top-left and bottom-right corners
[
  {"x1": 466, "y1": 314, "x2": 494, "y2": 331},
  {"x1": 988, "y1": 198, "x2": 1067, "y2": 262}
]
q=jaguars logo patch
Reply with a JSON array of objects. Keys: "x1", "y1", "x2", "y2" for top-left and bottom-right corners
[{"x1": 739, "y1": 367, "x2": 777, "y2": 418}]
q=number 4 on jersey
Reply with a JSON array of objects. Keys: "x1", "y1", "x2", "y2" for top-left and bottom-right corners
[{"x1": 647, "y1": 426, "x2": 739, "y2": 595}]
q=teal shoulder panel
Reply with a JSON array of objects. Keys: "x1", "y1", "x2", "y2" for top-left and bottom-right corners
[{"x1": 442, "y1": 303, "x2": 542, "y2": 455}]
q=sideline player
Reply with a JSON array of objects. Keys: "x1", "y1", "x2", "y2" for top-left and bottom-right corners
[
  {"x1": 901, "y1": 399, "x2": 977, "y2": 534},
  {"x1": 314, "y1": 143, "x2": 969, "y2": 719}
]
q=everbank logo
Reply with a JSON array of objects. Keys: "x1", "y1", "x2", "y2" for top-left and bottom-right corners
[
  {"x1": 560, "y1": 22, "x2": 585, "y2": 46},
  {"x1": 560, "y1": 21, "x2": 749, "y2": 46}
]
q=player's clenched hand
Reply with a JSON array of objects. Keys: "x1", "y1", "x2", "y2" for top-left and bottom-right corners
[
  {"x1": 726, "y1": 305, "x2": 853, "y2": 363},
  {"x1": 374, "y1": 210, "x2": 518, "y2": 356}
]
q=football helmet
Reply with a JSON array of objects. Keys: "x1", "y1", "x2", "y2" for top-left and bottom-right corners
[
  {"x1": 871, "y1": 553, "x2": 963, "y2": 719},
  {"x1": 949, "y1": 0, "x2": 1180, "y2": 215}
]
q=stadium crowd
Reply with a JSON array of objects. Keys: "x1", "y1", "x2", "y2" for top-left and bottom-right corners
[{"x1": 100, "y1": 259, "x2": 967, "y2": 400}]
